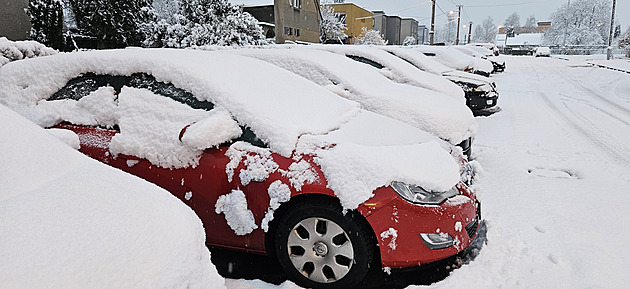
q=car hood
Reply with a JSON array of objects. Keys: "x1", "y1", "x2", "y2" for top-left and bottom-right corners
[{"x1": 297, "y1": 110, "x2": 461, "y2": 210}]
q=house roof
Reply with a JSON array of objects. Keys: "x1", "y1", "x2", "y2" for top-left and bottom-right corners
[{"x1": 496, "y1": 33, "x2": 544, "y2": 46}]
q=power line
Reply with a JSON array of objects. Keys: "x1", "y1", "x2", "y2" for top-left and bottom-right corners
[{"x1": 466, "y1": 0, "x2": 555, "y2": 8}]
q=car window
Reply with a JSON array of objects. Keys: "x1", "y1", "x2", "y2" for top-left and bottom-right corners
[
  {"x1": 51, "y1": 73, "x2": 214, "y2": 111},
  {"x1": 422, "y1": 52, "x2": 437, "y2": 57},
  {"x1": 236, "y1": 126, "x2": 266, "y2": 148},
  {"x1": 345, "y1": 55, "x2": 385, "y2": 69}
]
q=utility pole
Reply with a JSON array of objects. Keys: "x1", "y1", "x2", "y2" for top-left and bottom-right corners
[
  {"x1": 455, "y1": 5, "x2": 462, "y2": 45},
  {"x1": 607, "y1": 0, "x2": 616, "y2": 60},
  {"x1": 563, "y1": 0, "x2": 570, "y2": 47},
  {"x1": 430, "y1": 0, "x2": 436, "y2": 45},
  {"x1": 468, "y1": 22, "x2": 472, "y2": 44}
]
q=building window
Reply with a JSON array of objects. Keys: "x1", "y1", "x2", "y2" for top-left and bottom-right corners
[
  {"x1": 284, "y1": 27, "x2": 293, "y2": 35},
  {"x1": 295, "y1": 28, "x2": 300, "y2": 37},
  {"x1": 291, "y1": 0, "x2": 301, "y2": 8}
]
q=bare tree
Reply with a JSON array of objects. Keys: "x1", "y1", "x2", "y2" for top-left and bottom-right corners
[
  {"x1": 473, "y1": 16, "x2": 497, "y2": 43},
  {"x1": 504, "y1": 12, "x2": 521, "y2": 29},
  {"x1": 522, "y1": 15, "x2": 538, "y2": 33}
]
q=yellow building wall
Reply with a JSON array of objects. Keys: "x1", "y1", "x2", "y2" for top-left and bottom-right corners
[{"x1": 331, "y1": 3, "x2": 373, "y2": 44}]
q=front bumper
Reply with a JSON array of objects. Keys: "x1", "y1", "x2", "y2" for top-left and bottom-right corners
[
  {"x1": 466, "y1": 90, "x2": 498, "y2": 110},
  {"x1": 365, "y1": 183, "x2": 481, "y2": 268}
]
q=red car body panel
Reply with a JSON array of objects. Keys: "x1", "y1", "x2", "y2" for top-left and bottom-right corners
[{"x1": 57, "y1": 123, "x2": 480, "y2": 268}]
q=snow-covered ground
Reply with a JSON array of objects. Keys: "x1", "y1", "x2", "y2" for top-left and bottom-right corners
[{"x1": 226, "y1": 55, "x2": 630, "y2": 288}]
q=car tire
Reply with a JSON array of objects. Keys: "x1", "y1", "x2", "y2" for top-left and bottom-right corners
[{"x1": 273, "y1": 199, "x2": 374, "y2": 289}]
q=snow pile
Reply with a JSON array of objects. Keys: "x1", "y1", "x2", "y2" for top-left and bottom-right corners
[
  {"x1": 0, "y1": 49, "x2": 360, "y2": 158},
  {"x1": 315, "y1": 45, "x2": 466, "y2": 102},
  {"x1": 0, "y1": 105, "x2": 220, "y2": 289},
  {"x1": 261, "y1": 180, "x2": 292, "y2": 231},
  {"x1": 46, "y1": 128, "x2": 81, "y2": 149},
  {"x1": 225, "y1": 142, "x2": 279, "y2": 185},
  {"x1": 279, "y1": 160, "x2": 319, "y2": 191},
  {"x1": 180, "y1": 107, "x2": 242, "y2": 151},
  {"x1": 215, "y1": 189, "x2": 258, "y2": 236},
  {"x1": 228, "y1": 47, "x2": 477, "y2": 145},
  {"x1": 0, "y1": 37, "x2": 57, "y2": 67},
  {"x1": 380, "y1": 228, "x2": 398, "y2": 250},
  {"x1": 110, "y1": 87, "x2": 214, "y2": 168}
]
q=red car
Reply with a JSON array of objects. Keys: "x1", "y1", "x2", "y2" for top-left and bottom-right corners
[{"x1": 0, "y1": 49, "x2": 481, "y2": 288}]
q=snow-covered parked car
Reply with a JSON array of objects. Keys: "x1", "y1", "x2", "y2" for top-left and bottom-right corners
[
  {"x1": 224, "y1": 46, "x2": 477, "y2": 158},
  {"x1": 382, "y1": 46, "x2": 499, "y2": 111},
  {"x1": 0, "y1": 37, "x2": 57, "y2": 68},
  {"x1": 314, "y1": 45, "x2": 466, "y2": 101},
  {"x1": 454, "y1": 45, "x2": 506, "y2": 73},
  {"x1": 0, "y1": 105, "x2": 218, "y2": 288},
  {"x1": 534, "y1": 46, "x2": 551, "y2": 57},
  {"x1": 0, "y1": 49, "x2": 481, "y2": 289},
  {"x1": 416, "y1": 45, "x2": 494, "y2": 77}
]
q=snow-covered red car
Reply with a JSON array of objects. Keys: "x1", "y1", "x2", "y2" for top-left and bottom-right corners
[{"x1": 0, "y1": 49, "x2": 481, "y2": 289}]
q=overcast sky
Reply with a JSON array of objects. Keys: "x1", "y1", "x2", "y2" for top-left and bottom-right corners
[{"x1": 230, "y1": 0, "x2": 628, "y2": 34}]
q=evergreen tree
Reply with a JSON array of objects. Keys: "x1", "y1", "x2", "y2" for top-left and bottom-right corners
[
  {"x1": 68, "y1": 0, "x2": 155, "y2": 48},
  {"x1": 27, "y1": 0, "x2": 64, "y2": 50},
  {"x1": 618, "y1": 29, "x2": 630, "y2": 57}
]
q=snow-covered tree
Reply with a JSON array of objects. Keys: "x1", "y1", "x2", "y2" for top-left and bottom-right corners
[
  {"x1": 619, "y1": 29, "x2": 630, "y2": 57},
  {"x1": 544, "y1": 0, "x2": 611, "y2": 46},
  {"x1": 504, "y1": 12, "x2": 521, "y2": 30},
  {"x1": 319, "y1": 2, "x2": 347, "y2": 43},
  {"x1": 522, "y1": 15, "x2": 538, "y2": 33},
  {"x1": 68, "y1": 0, "x2": 154, "y2": 48},
  {"x1": 402, "y1": 36, "x2": 417, "y2": 46},
  {"x1": 144, "y1": 0, "x2": 267, "y2": 47},
  {"x1": 27, "y1": 0, "x2": 64, "y2": 50},
  {"x1": 355, "y1": 27, "x2": 386, "y2": 45},
  {"x1": 473, "y1": 16, "x2": 497, "y2": 43}
]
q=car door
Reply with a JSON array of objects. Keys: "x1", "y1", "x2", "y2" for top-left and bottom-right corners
[{"x1": 48, "y1": 73, "x2": 265, "y2": 250}]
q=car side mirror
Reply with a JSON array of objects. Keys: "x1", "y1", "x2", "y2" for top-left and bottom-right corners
[{"x1": 179, "y1": 108, "x2": 242, "y2": 150}]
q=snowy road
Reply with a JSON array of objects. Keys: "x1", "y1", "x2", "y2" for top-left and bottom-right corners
[
  {"x1": 226, "y1": 56, "x2": 630, "y2": 289},
  {"x1": 428, "y1": 56, "x2": 630, "y2": 288}
]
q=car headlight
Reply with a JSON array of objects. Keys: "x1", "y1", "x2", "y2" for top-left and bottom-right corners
[
  {"x1": 390, "y1": 181, "x2": 459, "y2": 205},
  {"x1": 420, "y1": 233, "x2": 454, "y2": 249}
]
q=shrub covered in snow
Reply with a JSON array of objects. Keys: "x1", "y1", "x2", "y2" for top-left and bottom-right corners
[
  {"x1": 355, "y1": 27, "x2": 387, "y2": 45},
  {"x1": 0, "y1": 37, "x2": 57, "y2": 68},
  {"x1": 144, "y1": 0, "x2": 268, "y2": 47},
  {"x1": 68, "y1": 0, "x2": 155, "y2": 48},
  {"x1": 402, "y1": 36, "x2": 417, "y2": 46},
  {"x1": 319, "y1": 2, "x2": 348, "y2": 43}
]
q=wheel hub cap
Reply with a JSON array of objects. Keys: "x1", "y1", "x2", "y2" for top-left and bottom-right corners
[{"x1": 313, "y1": 241, "x2": 328, "y2": 256}]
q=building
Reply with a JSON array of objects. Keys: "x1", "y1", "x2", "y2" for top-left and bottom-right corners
[
  {"x1": 329, "y1": 2, "x2": 372, "y2": 44},
  {"x1": 400, "y1": 18, "x2": 418, "y2": 44},
  {"x1": 372, "y1": 10, "x2": 387, "y2": 36},
  {"x1": 242, "y1": 5, "x2": 276, "y2": 39},
  {"x1": 0, "y1": 0, "x2": 31, "y2": 41},
  {"x1": 385, "y1": 15, "x2": 401, "y2": 45},
  {"x1": 418, "y1": 24, "x2": 429, "y2": 44},
  {"x1": 243, "y1": 0, "x2": 322, "y2": 44},
  {"x1": 498, "y1": 21, "x2": 552, "y2": 35}
]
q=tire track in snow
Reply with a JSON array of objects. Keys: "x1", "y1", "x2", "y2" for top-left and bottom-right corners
[
  {"x1": 526, "y1": 62, "x2": 630, "y2": 165},
  {"x1": 554, "y1": 67, "x2": 630, "y2": 116}
]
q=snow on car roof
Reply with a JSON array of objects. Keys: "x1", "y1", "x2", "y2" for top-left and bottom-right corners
[
  {"x1": 0, "y1": 104, "x2": 219, "y2": 288},
  {"x1": 416, "y1": 45, "x2": 494, "y2": 73},
  {"x1": 381, "y1": 46, "x2": 454, "y2": 75},
  {"x1": 314, "y1": 45, "x2": 466, "y2": 102},
  {"x1": 0, "y1": 48, "x2": 360, "y2": 158},
  {"x1": 226, "y1": 47, "x2": 478, "y2": 145}
]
